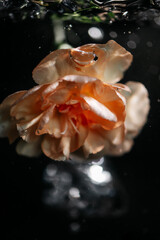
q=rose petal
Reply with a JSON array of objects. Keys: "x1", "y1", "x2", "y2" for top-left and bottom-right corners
[
  {"x1": 17, "y1": 112, "x2": 43, "y2": 133},
  {"x1": 36, "y1": 108, "x2": 68, "y2": 138},
  {"x1": 83, "y1": 124, "x2": 125, "y2": 157},
  {"x1": 41, "y1": 135, "x2": 67, "y2": 161},
  {"x1": 32, "y1": 49, "x2": 68, "y2": 84},
  {"x1": 59, "y1": 136, "x2": 71, "y2": 159},
  {"x1": 102, "y1": 138, "x2": 134, "y2": 156},
  {"x1": 0, "y1": 91, "x2": 26, "y2": 143},
  {"x1": 105, "y1": 124, "x2": 125, "y2": 145},
  {"x1": 70, "y1": 122, "x2": 88, "y2": 152},
  {"x1": 83, "y1": 128, "x2": 106, "y2": 157},
  {"x1": 10, "y1": 85, "x2": 45, "y2": 123},
  {"x1": 16, "y1": 138, "x2": 42, "y2": 157},
  {"x1": 32, "y1": 40, "x2": 132, "y2": 85},
  {"x1": 125, "y1": 81, "x2": 150, "y2": 137},
  {"x1": 41, "y1": 118, "x2": 88, "y2": 160},
  {"x1": 82, "y1": 95, "x2": 117, "y2": 122}
]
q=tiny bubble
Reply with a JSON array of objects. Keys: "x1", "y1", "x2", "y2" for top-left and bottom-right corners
[
  {"x1": 65, "y1": 24, "x2": 72, "y2": 30},
  {"x1": 127, "y1": 40, "x2": 136, "y2": 49},
  {"x1": 109, "y1": 31, "x2": 117, "y2": 38}
]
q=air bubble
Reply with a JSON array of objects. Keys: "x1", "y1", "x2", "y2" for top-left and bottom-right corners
[
  {"x1": 109, "y1": 31, "x2": 117, "y2": 38},
  {"x1": 127, "y1": 40, "x2": 137, "y2": 49}
]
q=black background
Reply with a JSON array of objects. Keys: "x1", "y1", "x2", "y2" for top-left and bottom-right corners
[{"x1": 1, "y1": 14, "x2": 160, "y2": 240}]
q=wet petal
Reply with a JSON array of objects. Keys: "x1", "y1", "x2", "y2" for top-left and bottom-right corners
[
  {"x1": 10, "y1": 85, "x2": 45, "y2": 123},
  {"x1": 70, "y1": 122, "x2": 88, "y2": 152},
  {"x1": 82, "y1": 95, "x2": 117, "y2": 122},
  {"x1": 41, "y1": 121, "x2": 88, "y2": 160},
  {"x1": 60, "y1": 136, "x2": 71, "y2": 159},
  {"x1": 83, "y1": 128, "x2": 106, "y2": 157},
  {"x1": 125, "y1": 81, "x2": 150, "y2": 137},
  {"x1": 41, "y1": 135, "x2": 67, "y2": 161},
  {"x1": 36, "y1": 108, "x2": 69, "y2": 138},
  {"x1": 17, "y1": 121, "x2": 40, "y2": 143},
  {"x1": 16, "y1": 138, "x2": 42, "y2": 157},
  {"x1": 32, "y1": 40, "x2": 132, "y2": 85},
  {"x1": 102, "y1": 138, "x2": 134, "y2": 156},
  {"x1": 0, "y1": 91, "x2": 26, "y2": 143},
  {"x1": 105, "y1": 124, "x2": 125, "y2": 145},
  {"x1": 32, "y1": 49, "x2": 69, "y2": 84}
]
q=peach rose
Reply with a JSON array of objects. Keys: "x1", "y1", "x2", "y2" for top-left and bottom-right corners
[
  {"x1": 0, "y1": 75, "x2": 130, "y2": 160},
  {"x1": 32, "y1": 40, "x2": 133, "y2": 85},
  {"x1": 0, "y1": 41, "x2": 150, "y2": 161}
]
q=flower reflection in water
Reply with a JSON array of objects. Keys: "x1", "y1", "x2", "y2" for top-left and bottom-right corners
[
  {"x1": 43, "y1": 157, "x2": 128, "y2": 218},
  {"x1": 87, "y1": 164, "x2": 112, "y2": 185}
]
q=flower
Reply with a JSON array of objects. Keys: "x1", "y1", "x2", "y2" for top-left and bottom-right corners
[
  {"x1": 0, "y1": 75, "x2": 130, "y2": 160},
  {"x1": 0, "y1": 40, "x2": 150, "y2": 161},
  {"x1": 32, "y1": 40, "x2": 133, "y2": 85}
]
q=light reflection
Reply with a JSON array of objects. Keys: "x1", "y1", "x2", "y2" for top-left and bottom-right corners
[
  {"x1": 87, "y1": 165, "x2": 112, "y2": 185},
  {"x1": 69, "y1": 187, "x2": 80, "y2": 199},
  {"x1": 42, "y1": 158, "x2": 128, "y2": 218},
  {"x1": 91, "y1": 156, "x2": 104, "y2": 165},
  {"x1": 59, "y1": 43, "x2": 72, "y2": 49},
  {"x1": 88, "y1": 27, "x2": 104, "y2": 40}
]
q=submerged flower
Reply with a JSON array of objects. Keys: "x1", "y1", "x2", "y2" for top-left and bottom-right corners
[
  {"x1": 0, "y1": 75, "x2": 130, "y2": 160},
  {"x1": 32, "y1": 40, "x2": 133, "y2": 85},
  {"x1": 0, "y1": 40, "x2": 150, "y2": 161}
]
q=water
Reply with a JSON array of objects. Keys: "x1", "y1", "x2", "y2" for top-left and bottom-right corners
[
  {"x1": 1, "y1": 1, "x2": 160, "y2": 240},
  {"x1": 0, "y1": 0, "x2": 160, "y2": 22}
]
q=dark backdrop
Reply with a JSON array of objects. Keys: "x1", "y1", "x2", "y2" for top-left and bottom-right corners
[{"x1": 1, "y1": 15, "x2": 160, "y2": 240}]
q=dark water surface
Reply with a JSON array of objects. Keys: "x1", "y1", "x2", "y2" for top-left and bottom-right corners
[{"x1": 1, "y1": 1, "x2": 160, "y2": 240}]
